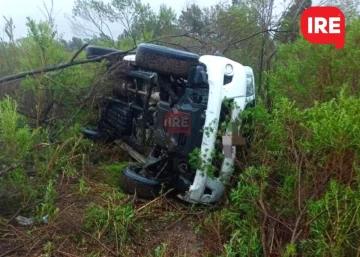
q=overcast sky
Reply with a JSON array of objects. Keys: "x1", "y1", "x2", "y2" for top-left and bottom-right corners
[{"x1": 0, "y1": 0, "x2": 225, "y2": 40}]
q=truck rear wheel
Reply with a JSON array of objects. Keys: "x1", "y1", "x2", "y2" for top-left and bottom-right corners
[{"x1": 119, "y1": 165, "x2": 163, "y2": 199}]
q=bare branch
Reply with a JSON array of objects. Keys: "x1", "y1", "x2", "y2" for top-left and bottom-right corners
[
  {"x1": 223, "y1": 29, "x2": 290, "y2": 54},
  {"x1": 0, "y1": 46, "x2": 135, "y2": 85}
]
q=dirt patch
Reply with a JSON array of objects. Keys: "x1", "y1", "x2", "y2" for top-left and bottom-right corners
[
  {"x1": 0, "y1": 170, "x2": 225, "y2": 257},
  {"x1": 133, "y1": 216, "x2": 204, "y2": 257}
]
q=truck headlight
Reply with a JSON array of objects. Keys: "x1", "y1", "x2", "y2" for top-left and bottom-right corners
[{"x1": 246, "y1": 75, "x2": 254, "y2": 96}]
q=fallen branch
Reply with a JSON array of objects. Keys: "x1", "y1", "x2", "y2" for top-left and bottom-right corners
[{"x1": 0, "y1": 46, "x2": 136, "y2": 85}]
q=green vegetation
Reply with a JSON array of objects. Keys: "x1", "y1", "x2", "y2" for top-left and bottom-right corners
[
  {"x1": 0, "y1": 0, "x2": 360, "y2": 256},
  {"x1": 220, "y1": 21, "x2": 360, "y2": 256},
  {"x1": 84, "y1": 192, "x2": 133, "y2": 248}
]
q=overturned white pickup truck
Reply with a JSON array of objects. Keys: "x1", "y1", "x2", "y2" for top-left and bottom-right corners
[{"x1": 82, "y1": 43, "x2": 256, "y2": 204}]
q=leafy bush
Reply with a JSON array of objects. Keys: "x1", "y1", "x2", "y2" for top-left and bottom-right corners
[
  {"x1": 224, "y1": 92, "x2": 360, "y2": 256},
  {"x1": 0, "y1": 96, "x2": 38, "y2": 165},
  {"x1": 36, "y1": 179, "x2": 59, "y2": 223},
  {"x1": 0, "y1": 17, "x2": 105, "y2": 212},
  {"x1": 223, "y1": 167, "x2": 268, "y2": 257},
  {"x1": 84, "y1": 192, "x2": 134, "y2": 245},
  {"x1": 301, "y1": 180, "x2": 360, "y2": 257},
  {"x1": 269, "y1": 18, "x2": 360, "y2": 107}
]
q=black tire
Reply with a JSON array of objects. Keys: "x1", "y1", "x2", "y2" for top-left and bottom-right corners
[
  {"x1": 135, "y1": 43, "x2": 200, "y2": 78},
  {"x1": 119, "y1": 165, "x2": 163, "y2": 199}
]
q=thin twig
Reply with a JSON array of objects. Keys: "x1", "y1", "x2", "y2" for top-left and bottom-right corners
[
  {"x1": 0, "y1": 244, "x2": 26, "y2": 257},
  {"x1": 57, "y1": 251, "x2": 82, "y2": 257},
  {"x1": 136, "y1": 189, "x2": 174, "y2": 213},
  {"x1": 80, "y1": 230, "x2": 118, "y2": 257},
  {"x1": 8, "y1": 225, "x2": 29, "y2": 240},
  {"x1": 0, "y1": 235, "x2": 41, "y2": 257},
  {"x1": 165, "y1": 214, "x2": 186, "y2": 230},
  {"x1": 25, "y1": 238, "x2": 42, "y2": 257},
  {"x1": 259, "y1": 197, "x2": 268, "y2": 257},
  {"x1": 70, "y1": 43, "x2": 89, "y2": 63},
  {"x1": 6, "y1": 197, "x2": 32, "y2": 225},
  {"x1": 57, "y1": 235, "x2": 70, "y2": 252},
  {"x1": 58, "y1": 203, "x2": 76, "y2": 216},
  {"x1": 257, "y1": 207, "x2": 293, "y2": 232},
  {"x1": 223, "y1": 29, "x2": 290, "y2": 54}
]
